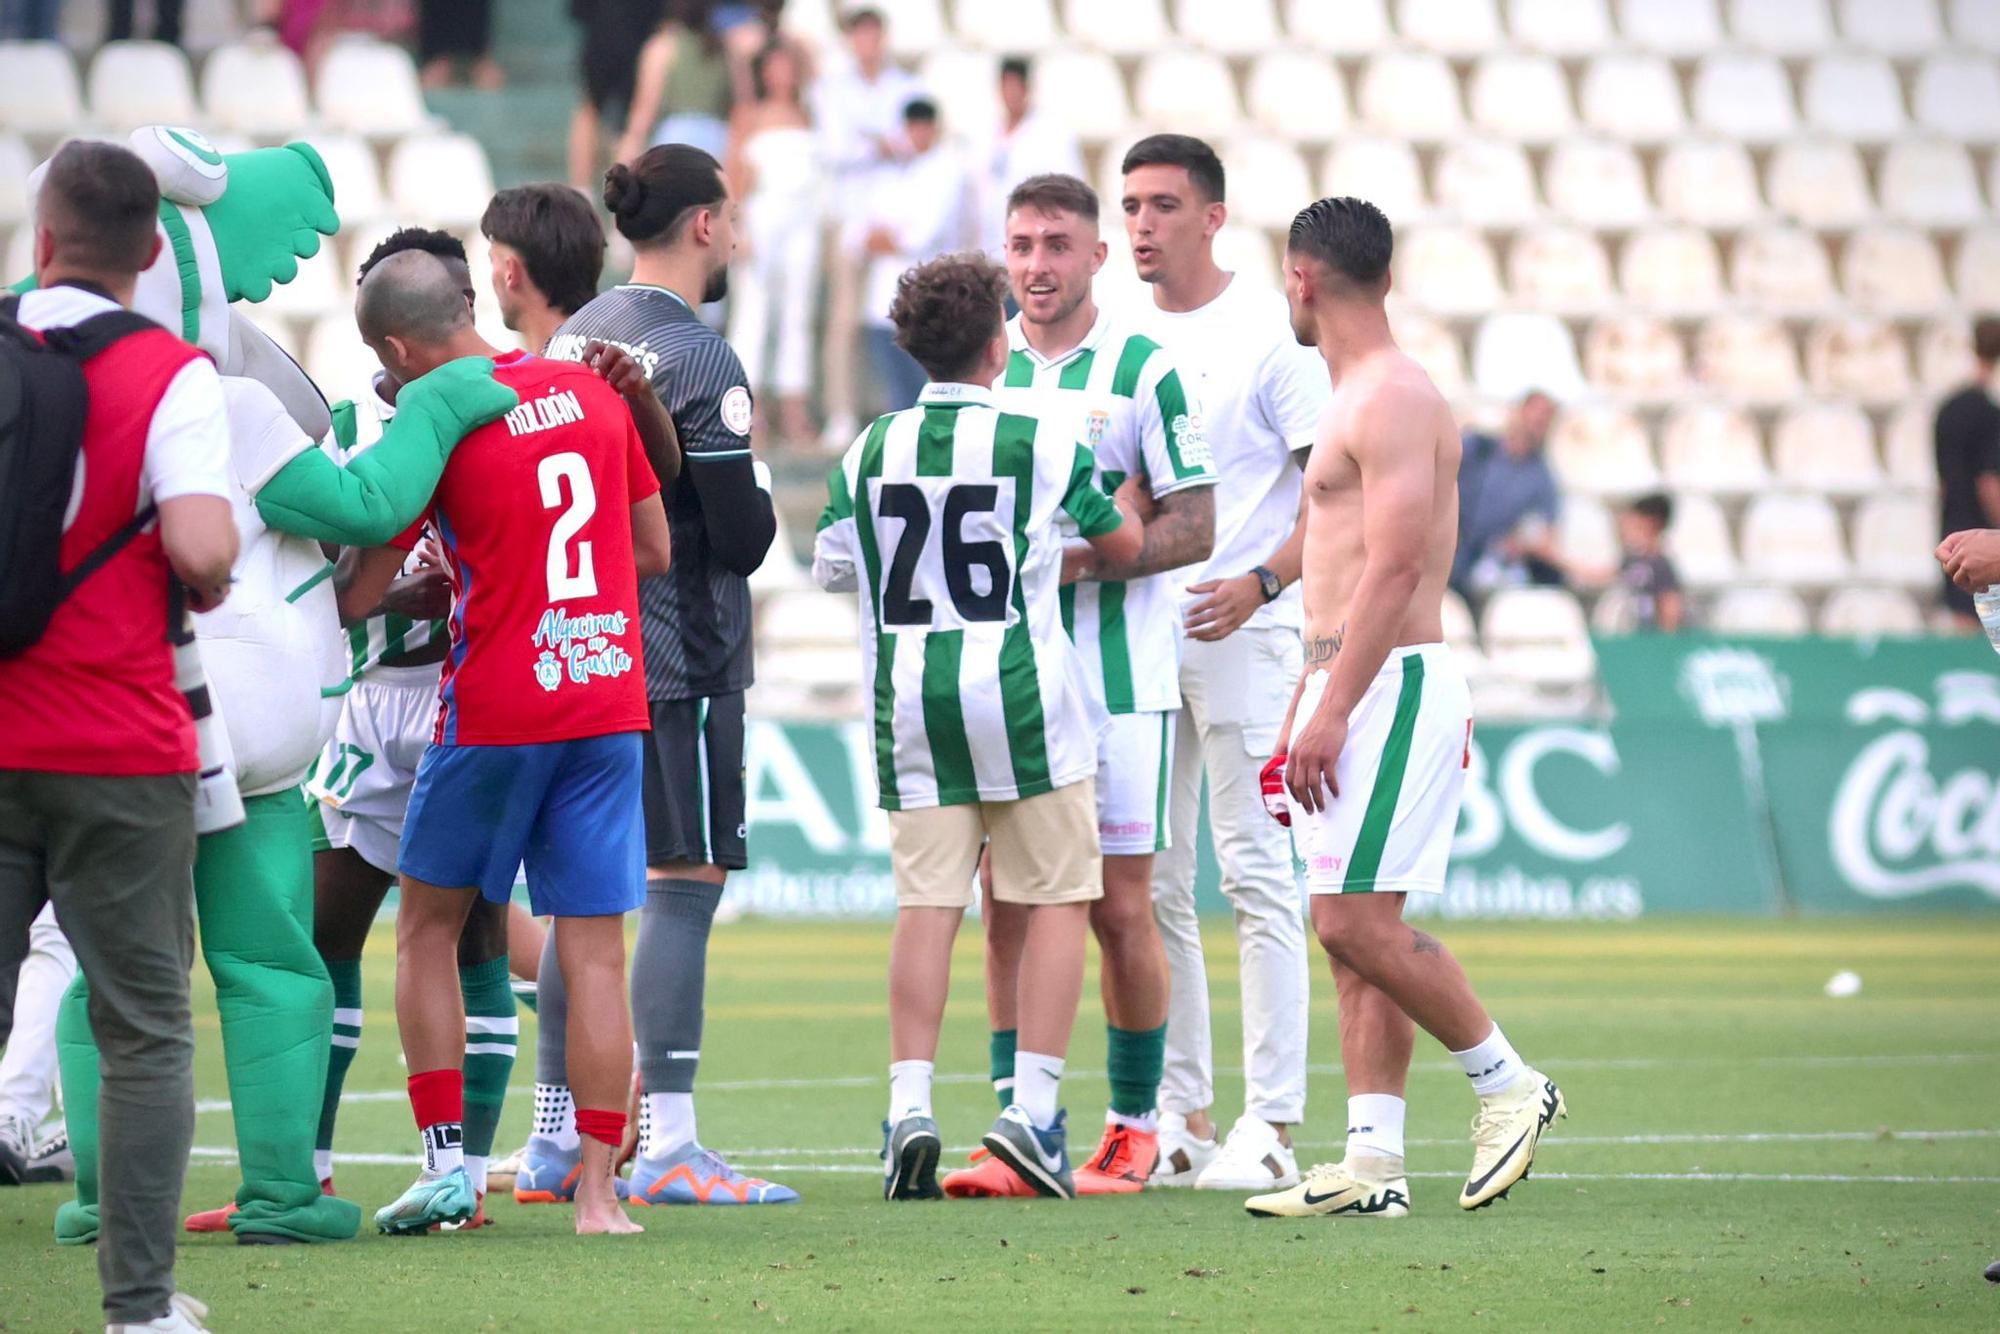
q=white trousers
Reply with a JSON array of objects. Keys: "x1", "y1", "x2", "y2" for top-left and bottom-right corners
[
  {"x1": 1151, "y1": 622, "x2": 1311, "y2": 1124},
  {"x1": 0, "y1": 902, "x2": 77, "y2": 1126},
  {"x1": 729, "y1": 201, "x2": 821, "y2": 398}
]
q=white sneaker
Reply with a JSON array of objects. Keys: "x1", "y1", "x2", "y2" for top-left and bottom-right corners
[
  {"x1": 1460, "y1": 1070, "x2": 1566, "y2": 1210},
  {"x1": 1149, "y1": 1110, "x2": 1218, "y2": 1187},
  {"x1": 1195, "y1": 1114, "x2": 1300, "y2": 1191},
  {"x1": 108, "y1": 1292, "x2": 210, "y2": 1332},
  {"x1": 1244, "y1": 1155, "x2": 1410, "y2": 1219},
  {"x1": 0, "y1": 1112, "x2": 32, "y2": 1185}
]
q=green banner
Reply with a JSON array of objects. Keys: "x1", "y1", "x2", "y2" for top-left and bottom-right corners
[{"x1": 1595, "y1": 635, "x2": 2000, "y2": 913}]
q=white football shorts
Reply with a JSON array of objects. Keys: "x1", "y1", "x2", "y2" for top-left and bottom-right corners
[
  {"x1": 307, "y1": 662, "x2": 440, "y2": 877},
  {"x1": 1096, "y1": 709, "x2": 1175, "y2": 857},
  {"x1": 1287, "y1": 643, "x2": 1472, "y2": 895}
]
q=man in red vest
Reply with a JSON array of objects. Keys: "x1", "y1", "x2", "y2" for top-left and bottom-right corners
[{"x1": 0, "y1": 140, "x2": 238, "y2": 1333}]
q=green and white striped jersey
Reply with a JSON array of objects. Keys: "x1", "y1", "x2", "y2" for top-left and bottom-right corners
[
  {"x1": 813, "y1": 382, "x2": 1126, "y2": 811},
  {"x1": 995, "y1": 311, "x2": 1214, "y2": 714},
  {"x1": 326, "y1": 383, "x2": 445, "y2": 687}
]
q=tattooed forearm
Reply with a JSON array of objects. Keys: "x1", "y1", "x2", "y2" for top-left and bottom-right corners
[
  {"x1": 1411, "y1": 930, "x2": 1443, "y2": 955},
  {"x1": 1305, "y1": 622, "x2": 1347, "y2": 666},
  {"x1": 1088, "y1": 486, "x2": 1215, "y2": 582}
]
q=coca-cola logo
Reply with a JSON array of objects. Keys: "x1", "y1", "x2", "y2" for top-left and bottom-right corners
[{"x1": 1830, "y1": 731, "x2": 2000, "y2": 900}]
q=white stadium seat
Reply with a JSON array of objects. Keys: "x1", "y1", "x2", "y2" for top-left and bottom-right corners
[
  {"x1": 1883, "y1": 401, "x2": 1939, "y2": 491},
  {"x1": 1660, "y1": 403, "x2": 1771, "y2": 496},
  {"x1": 0, "y1": 134, "x2": 33, "y2": 227},
  {"x1": 782, "y1": 0, "x2": 837, "y2": 48},
  {"x1": 1213, "y1": 226, "x2": 1278, "y2": 291},
  {"x1": 0, "y1": 41, "x2": 82, "y2": 139},
  {"x1": 1805, "y1": 317, "x2": 1913, "y2": 404},
  {"x1": 1767, "y1": 140, "x2": 1874, "y2": 229},
  {"x1": 1583, "y1": 317, "x2": 1688, "y2": 401},
  {"x1": 1800, "y1": 54, "x2": 1907, "y2": 142},
  {"x1": 1913, "y1": 54, "x2": 2000, "y2": 141},
  {"x1": 1441, "y1": 588, "x2": 1481, "y2": 656},
  {"x1": 1730, "y1": 226, "x2": 1838, "y2": 314},
  {"x1": 1559, "y1": 495, "x2": 1620, "y2": 575},
  {"x1": 1950, "y1": 0, "x2": 2000, "y2": 51},
  {"x1": 1467, "y1": 54, "x2": 1575, "y2": 142},
  {"x1": 1819, "y1": 587, "x2": 1926, "y2": 636},
  {"x1": 918, "y1": 49, "x2": 1001, "y2": 143},
  {"x1": 1711, "y1": 586, "x2": 1812, "y2": 636},
  {"x1": 1771, "y1": 402, "x2": 1884, "y2": 496},
  {"x1": 1506, "y1": 0, "x2": 1614, "y2": 53},
  {"x1": 1509, "y1": 228, "x2": 1613, "y2": 314},
  {"x1": 1395, "y1": 227, "x2": 1502, "y2": 315},
  {"x1": 1691, "y1": 53, "x2": 1798, "y2": 144},
  {"x1": 1696, "y1": 315, "x2": 1803, "y2": 402},
  {"x1": 1132, "y1": 50, "x2": 1240, "y2": 138},
  {"x1": 1471, "y1": 312, "x2": 1587, "y2": 400},
  {"x1": 386, "y1": 132, "x2": 495, "y2": 229},
  {"x1": 1433, "y1": 139, "x2": 1539, "y2": 227},
  {"x1": 316, "y1": 37, "x2": 432, "y2": 139},
  {"x1": 1286, "y1": 0, "x2": 1395, "y2": 52},
  {"x1": 876, "y1": 0, "x2": 946, "y2": 56},
  {"x1": 1356, "y1": 51, "x2": 1463, "y2": 141},
  {"x1": 1392, "y1": 311, "x2": 1467, "y2": 396},
  {"x1": 1396, "y1": 0, "x2": 1504, "y2": 54},
  {"x1": 1617, "y1": 0, "x2": 1723, "y2": 54},
  {"x1": 202, "y1": 35, "x2": 311, "y2": 138},
  {"x1": 1836, "y1": 0, "x2": 1944, "y2": 55},
  {"x1": 1917, "y1": 319, "x2": 1972, "y2": 391},
  {"x1": 1578, "y1": 54, "x2": 1685, "y2": 142},
  {"x1": 1840, "y1": 227, "x2": 1947, "y2": 317},
  {"x1": 955, "y1": 0, "x2": 1057, "y2": 49},
  {"x1": 1547, "y1": 403, "x2": 1661, "y2": 496},
  {"x1": 311, "y1": 134, "x2": 387, "y2": 227},
  {"x1": 1064, "y1": 0, "x2": 1171, "y2": 55},
  {"x1": 1245, "y1": 52, "x2": 1349, "y2": 142},
  {"x1": 1852, "y1": 494, "x2": 1940, "y2": 587},
  {"x1": 1227, "y1": 137, "x2": 1316, "y2": 230},
  {"x1": 87, "y1": 41, "x2": 196, "y2": 129},
  {"x1": 1741, "y1": 492, "x2": 1850, "y2": 585},
  {"x1": 1035, "y1": 50, "x2": 1131, "y2": 142},
  {"x1": 258, "y1": 238, "x2": 344, "y2": 324},
  {"x1": 1480, "y1": 587, "x2": 1598, "y2": 701},
  {"x1": 1656, "y1": 140, "x2": 1763, "y2": 229},
  {"x1": 1619, "y1": 227, "x2": 1724, "y2": 313},
  {"x1": 1177, "y1": 0, "x2": 1282, "y2": 55},
  {"x1": 1663, "y1": 492, "x2": 1741, "y2": 587},
  {"x1": 1320, "y1": 138, "x2": 1427, "y2": 222},
  {"x1": 1543, "y1": 139, "x2": 1652, "y2": 229},
  {"x1": 1727, "y1": 0, "x2": 1836, "y2": 53},
  {"x1": 305, "y1": 312, "x2": 382, "y2": 401}
]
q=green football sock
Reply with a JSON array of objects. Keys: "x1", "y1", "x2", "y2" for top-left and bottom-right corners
[
  {"x1": 316, "y1": 957, "x2": 363, "y2": 1157},
  {"x1": 1106, "y1": 1023, "x2": 1167, "y2": 1119},
  {"x1": 990, "y1": 1028, "x2": 1018, "y2": 1110},
  {"x1": 460, "y1": 955, "x2": 517, "y2": 1162}
]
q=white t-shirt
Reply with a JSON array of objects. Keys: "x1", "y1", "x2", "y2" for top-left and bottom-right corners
[
  {"x1": 858, "y1": 144, "x2": 974, "y2": 327},
  {"x1": 1131, "y1": 274, "x2": 1329, "y2": 631},
  {"x1": 977, "y1": 112, "x2": 1084, "y2": 256}
]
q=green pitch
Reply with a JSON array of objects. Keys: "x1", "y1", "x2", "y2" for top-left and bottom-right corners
[{"x1": 5, "y1": 917, "x2": 1997, "y2": 1331}]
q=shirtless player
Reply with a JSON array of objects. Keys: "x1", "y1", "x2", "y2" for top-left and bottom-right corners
[{"x1": 1245, "y1": 197, "x2": 1566, "y2": 1221}]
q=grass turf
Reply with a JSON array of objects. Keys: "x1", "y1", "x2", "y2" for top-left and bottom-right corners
[{"x1": 3, "y1": 916, "x2": 1997, "y2": 1331}]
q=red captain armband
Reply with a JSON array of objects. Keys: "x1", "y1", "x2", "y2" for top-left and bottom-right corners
[{"x1": 1260, "y1": 752, "x2": 1291, "y2": 827}]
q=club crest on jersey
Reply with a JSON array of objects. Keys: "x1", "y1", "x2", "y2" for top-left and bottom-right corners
[
  {"x1": 533, "y1": 652, "x2": 563, "y2": 692},
  {"x1": 532, "y1": 607, "x2": 635, "y2": 689},
  {"x1": 504, "y1": 387, "x2": 586, "y2": 438},
  {"x1": 1085, "y1": 409, "x2": 1109, "y2": 449}
]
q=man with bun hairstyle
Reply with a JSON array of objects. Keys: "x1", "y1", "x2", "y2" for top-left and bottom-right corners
[{"x1": 538, "y1": 145, "x2": 796, "y2": 1207}]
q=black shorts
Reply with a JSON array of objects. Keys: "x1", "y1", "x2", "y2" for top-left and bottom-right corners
[
  {"x1": 641, "y1": 692, "x2": 747, "y2": 870},
  {"x1": 578, "y1": 0, "x2": 661, "y2": 117},
  {"x1": 1944, "y1": 573, "x2": 1975, "y2": 618}
]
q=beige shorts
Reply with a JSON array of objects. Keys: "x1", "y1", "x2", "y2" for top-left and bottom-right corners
[{"x1": 888, "y1": 779, "x2": 1103, "y2": 909}]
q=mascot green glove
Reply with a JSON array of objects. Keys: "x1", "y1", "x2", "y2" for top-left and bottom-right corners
[{"x1": 30, "y1": 127, "x2": 515, "y2": 1246}]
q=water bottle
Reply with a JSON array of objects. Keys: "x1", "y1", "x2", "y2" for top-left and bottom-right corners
[{"x1": 1975, "y1": 585, "x2": 2000, "y2": 657}]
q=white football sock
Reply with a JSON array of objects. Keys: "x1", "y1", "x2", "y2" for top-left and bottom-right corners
[
  {"x1": 1345, "y1": 1093, "x2": 1406, "y2": 1161},
  {"x1": 888, "y1": 1059, "x2": 934, "y2": 1122},
  {"x1": 1014, "y1": 1051, "x2": 1064, "y2": 1129},
  {"x1": 1452, "y1": 1025, "x2": 1528, "y2": 1098},
  {"x1": 532, "y1": 1083, "x2": 579, "y2": 1151},
  {"x1": 313, "y1": 1148, "x2": 333, "y2": 1184},
  {"x1": 640, "y1": 1091, "x2": 697, "y2": 1158},
  {"x1": 1107, "y1": 1108, "x2": 1159, "y2": 1133},
  {"x1": 420, "y1": 1122, "x2": 464, "y2": 1178},
  {"x1": 465, "y1": 1154, "x2": 488, "y2": 1197}
]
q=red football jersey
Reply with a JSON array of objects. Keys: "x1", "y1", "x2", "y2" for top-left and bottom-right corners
[{"x1": 429, "y1": 354, "x2": 660, "y2": 745}]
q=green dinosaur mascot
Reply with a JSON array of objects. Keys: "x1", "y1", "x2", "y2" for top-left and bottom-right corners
[{"x1": 29, "y1": 126, "x2": 518, "y2": 1245}]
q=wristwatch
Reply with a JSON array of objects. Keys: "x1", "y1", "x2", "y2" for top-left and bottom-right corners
[{"x1": 1251, "y1": 565, "x2": 1283, "y2": 603}]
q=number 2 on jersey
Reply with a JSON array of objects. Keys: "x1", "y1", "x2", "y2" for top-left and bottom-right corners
[
  {"x1": 877, "y1": 481, "x2": 1011, "y2": 628},
  {"x1": 539, "y1": 451, "x2": 598, "y2": 601}
]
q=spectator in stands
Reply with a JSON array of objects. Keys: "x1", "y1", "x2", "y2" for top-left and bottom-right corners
[
  {"x1": 812, "y1": 4, "x2": 919, "y2": 445},
  {"x1": 620, "y1": 0, "x2": 736, "y2": 164},
  {"x1": 1611, "y1": 493, "x2": 1683, "y2": 633},
  {"x1": 854, "y1": 96, "x2": 972, "y2": 415},
  {"x1": 976, "y1": 56, "x2": 1083, "y2": 260},
  {"x1": 727, "y1": 37, "x2": 821, "y2": 445},
  {"x1": 1452, "y1": 389, "x2": 1563, "y2": 600},
  {"x1": 0, "y1": 138, "x2": 238, "y2": 1333},
  {"x1": 1933, "y1": 316, "x2": 2000, "y2": 627},
  {"x1": 1, "y1": 0, "x2": 58, "y2": 39},
  {"x1": 108, "y1": 0, "x2": 182, "y2": 45},
  {"x1": 417, "y1": 0, "x2": 504, "y2": 91},
  {"x1": 568, "y1": 0, "x2": 667, "y2": 191}
]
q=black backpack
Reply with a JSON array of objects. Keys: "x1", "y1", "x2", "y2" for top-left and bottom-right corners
[{"x1": 0, "y1": 295, "x2": 161, "y2": 659}]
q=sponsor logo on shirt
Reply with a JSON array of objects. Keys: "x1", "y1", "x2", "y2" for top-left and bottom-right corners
[
  {"x1": 546, "y1": 333, "x2": 659, "y2": 379},
  {"x1": 532, "y1": 607, "x2": 635, "y2": 692},
  {"x1": 1085, "y1": 409, "x2": 1109, "y2": 450},
  {"x1": 721, "y1": 384, "x2": 754, "y2": 436},
  {"x1": 505, "y1": 388, "x2": 587, "y2": 438}
]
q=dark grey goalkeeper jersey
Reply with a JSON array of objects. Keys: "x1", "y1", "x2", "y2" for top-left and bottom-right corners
[{"x1": 548, "y1": 283, "x2": 759, "y2": 701}]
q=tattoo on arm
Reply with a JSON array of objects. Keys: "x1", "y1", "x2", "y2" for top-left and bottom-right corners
[
  {"x1": 1410, "y1": 930, "x2": 1443, "y2": 956},
  {"x1": 1088, "y1": 486, "x2": 1215, "y2": 583},
  {"x1": 1304, "y1": 622, "x2": 1346, "y2": 666}
]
